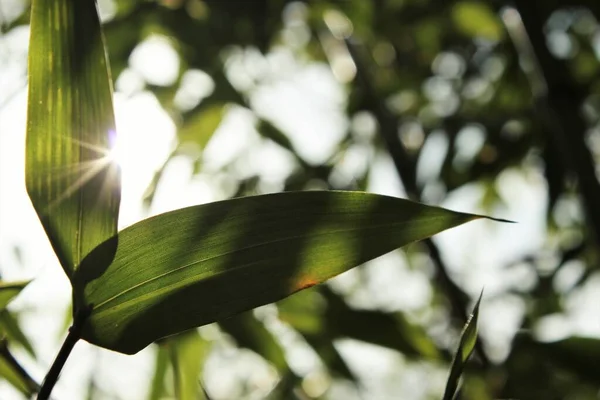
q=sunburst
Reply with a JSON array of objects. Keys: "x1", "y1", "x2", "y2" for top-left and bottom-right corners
[{"x1": 41, "y1": 130, "x2": 122, "y2": 214}]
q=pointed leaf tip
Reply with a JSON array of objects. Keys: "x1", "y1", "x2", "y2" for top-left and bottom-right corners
[{"x1": 443, "y1": 290, "x2": 483, "y2": 400}]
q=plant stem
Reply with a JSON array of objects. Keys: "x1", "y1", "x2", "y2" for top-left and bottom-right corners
[{"x1": 37, "y1": 310, "x2": 87, "y2": 400}]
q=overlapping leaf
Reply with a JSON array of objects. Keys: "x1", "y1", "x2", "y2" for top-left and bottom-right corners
[
  {"x1": 72, "y1": 191, "x2": 491, "y2": 354},
  {"x1": 26, "y1": 0, "x2": 120, "y2": 279}
]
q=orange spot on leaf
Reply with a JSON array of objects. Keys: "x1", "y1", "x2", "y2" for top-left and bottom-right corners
[{"x1": 294, "y1": 277, "x2": 318, "y2": 291}]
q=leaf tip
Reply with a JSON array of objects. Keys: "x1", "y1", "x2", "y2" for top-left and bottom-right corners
[{"x1": 470, "y1": 214, "x2": 516, "y2": 224}]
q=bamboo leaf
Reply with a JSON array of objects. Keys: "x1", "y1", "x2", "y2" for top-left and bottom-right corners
[
  {"x1": 0, "y1": 357, "x2": 34, "y2": 396},
  {"x1": 149, "y1": 332, "x2": 211, "y2": 400},
  {"x1": 219, "y1": 312, "x2": 288, "y2": 372},
  {"x1": 72, "y1": 191, "x2": 495, "y2": 354},
  {"x1": 0, "y1": 281, "x2": 30, "y2": 310},
  {"x1": 0, "y1": 343, "x2": 39, "y2": 397},
  {"x1": 148, "y1": 344, "x2": 170, "y2": 400},
  {"x1": 169, "y1": 330, "x2": 209, "y2": 400},
  {"x1": 443, "y1": 291, "x2": 483, "y2": 400},
  {"x1": 179, "y1": 103, "x2": 226, "y2": 149},
  {"x1": 26, "y1": 0, "x2": 120, "y2": 279},
  {"x1": 0, "y1": 311, "x2": 35, "y2": 357},
  {"x1": 322, "y1": 288, "x2": 440, "y2": 359}
]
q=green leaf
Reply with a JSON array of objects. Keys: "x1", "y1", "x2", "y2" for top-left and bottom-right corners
[
  {"x1": 0, "y1": 281, "x2": 30, "y2": 310},
  {"x1": 168, "y1": 330, "x2": 209, "y2": 400},
  {"x1": 279, "y1": 287, "x2": 440, "y2": 360},
  {"x1": 452, "y1": 2, "x2": 504, "y2": 42},
  {"x1": 26, "y1": 0, "x2": 121, "y2": 279},
  {"x1": 179, "y1": 103, "x2": 226, "y2": 149},
  {"x1": 73, "y1": 191, "x2": 491, "y2": 354},
  {"x1": 443, "y1": 291, "x2": 483, "y2": 400},
  {"x1": 303, "y1": 334, "x2": 355, "y2": 381},
  {"x1": 257, "y1": 120, "x2": 296, "y2": 155},
  {"x1": 0, "y1": 311, "x2": 35, "y2": 357},
  {"x1": 0, "y1": 357, "x2": 34, "y2": 396},
  {"x1": 322, "y1": 288, "x2": 440, "y2": 359},
  {"x1": 149, "y1": 332, "x2": 211, "y2": 400},
  {"x1": 0, "y1": 344, "x2": 39, "y2": 397},
  {"x1": 219, "y1": 312, "x2": 288, "y2": 372},
  {"x1": 277, "y1": 291, "x2": 357, "y2": 380},
  {"x1": 148, "y1": 344, "x2": 170, "y2": 400},
  {"x1": 277, "y1": 290, "x2": 325, "y2": 335}
]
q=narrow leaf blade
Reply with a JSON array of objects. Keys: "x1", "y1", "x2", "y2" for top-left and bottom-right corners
[
  {"x1": 0, "y1": 281, "x2": 31, "y2": 310},
  {"x1": 26, "y1": 0, "x2": 120, "y2": 279},
  {"x1": 0, "y1": 311, "x2": 36, "y2": 357},
  {"x1": 443, "y1": 291, "x2": 483, "y2": 400},
  {"x1": 148, "y1": 344, "x2": 170, "y2": 400},
  {"x1": 0, "y1": 345, "x2": 39, "y2": 397},
  {"x1": 169, "y1": 330, "x2": 209, "y2": 400},
  {"x1": 73, "y1": 191, "x2": 489, "y2": 354},
  {"x1": 179, "y1": 103, "x2": 226, "y2": 149},
  {"x1": 219, "y1": 312, "x2": 288, "y2": 372}
]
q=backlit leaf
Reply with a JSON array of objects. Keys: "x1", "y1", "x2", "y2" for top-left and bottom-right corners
[
  {"x1": 443, "y1": 291, "x2": 483, "y2": 400},
  {"x1": 73, "y1": 191, "x2": 493, "y2": 354},
  {"x1": 169, "y1": 330, "x2": 209, "y2": 400},
  {"x1": 26, "y1": 0, "x2": 120, "y2": 279}
]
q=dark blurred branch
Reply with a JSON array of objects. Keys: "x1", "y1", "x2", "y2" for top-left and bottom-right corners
[
  {"x1": 503, "y1": 2, "x2": 600, "y2": 246},
  {"x1": 345, "y1": 38, "x2": 489, "y2": 367}
]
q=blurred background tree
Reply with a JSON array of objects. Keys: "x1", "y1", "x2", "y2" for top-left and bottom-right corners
[{"x1": 1, "y1": 0, "x2": 600, "y2": 398}]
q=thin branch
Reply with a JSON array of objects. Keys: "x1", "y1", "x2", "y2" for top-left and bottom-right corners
[{"x1": 37, "y1": 309, "x2": 88, "y2": 400}]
